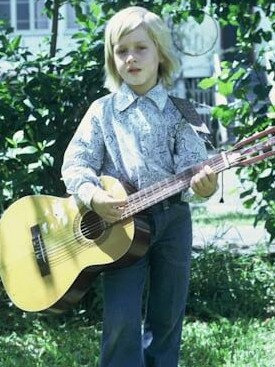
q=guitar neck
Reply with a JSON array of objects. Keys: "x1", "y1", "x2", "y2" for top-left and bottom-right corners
[{"x1": 121, "y1": 152, "x2": 229, "y2": 219}]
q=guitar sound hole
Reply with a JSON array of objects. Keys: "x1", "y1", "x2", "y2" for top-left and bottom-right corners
[{"x1": 80, "y1": 211, "x2": 106, "y2": 240}]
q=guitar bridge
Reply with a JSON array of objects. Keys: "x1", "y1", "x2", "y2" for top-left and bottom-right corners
[{"x1": 31, "y1": 225, "x2": 50, "y2": 277}]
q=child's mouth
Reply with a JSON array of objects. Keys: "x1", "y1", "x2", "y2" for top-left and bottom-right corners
[{"x1": 128, "y1": 68, "x2": 141, "y2": 74}]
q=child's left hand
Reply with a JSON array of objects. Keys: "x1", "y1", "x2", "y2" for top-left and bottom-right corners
[{"x1": 190, "y1": 165, "x2": 218, "y2": 198}]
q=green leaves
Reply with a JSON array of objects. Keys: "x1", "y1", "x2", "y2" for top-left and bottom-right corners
[
  {"x1": 199, "y1": 67, "x2": 247, "y2": 97},
  {"x1": 0, "y1": 3, "x2": 107, "y2": 209},
  {"x1": 212, "y1": 105, "x2": 237, "y2": 126},
  {"x1": 198, "y1": 77, "x2": 217, "y2": 89}
]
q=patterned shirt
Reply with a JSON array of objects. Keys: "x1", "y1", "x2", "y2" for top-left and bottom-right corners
[{"x1": 61, "y1": 83, "x2": 208, "y2": 208}]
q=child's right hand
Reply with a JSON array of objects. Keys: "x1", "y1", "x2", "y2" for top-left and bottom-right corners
[{"x1": 91, "y1": 188, "x2": 127, "y2": 223}]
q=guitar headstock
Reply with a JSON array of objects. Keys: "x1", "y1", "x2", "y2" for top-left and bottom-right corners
[{"x1": 226, "y1": 126, "x2": 275, "y2": 168}]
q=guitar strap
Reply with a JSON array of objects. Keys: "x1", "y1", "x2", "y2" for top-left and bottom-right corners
[
  {"x1": 169, "y1": 95, "x2": 210, "y2": 135},
  {"x1": 169, "y1": 96, "x2": 223, "y2": 200}
]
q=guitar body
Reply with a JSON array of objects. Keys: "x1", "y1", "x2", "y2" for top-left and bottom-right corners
[{"x1": 0, "y1": 176, "x2": 150, "y2": 313}]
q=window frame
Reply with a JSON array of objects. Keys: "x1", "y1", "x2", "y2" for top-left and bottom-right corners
[
  {"x1": 1, "y1": 0, "x2": 50, "y2": 34},
  {"x1": 1, "y1": 1, "x2": 86, "y2": 35}
]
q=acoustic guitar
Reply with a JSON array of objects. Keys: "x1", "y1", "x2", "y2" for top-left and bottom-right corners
[{"x1": 0, "y1": 127, "x2": 274, "y2": 313}]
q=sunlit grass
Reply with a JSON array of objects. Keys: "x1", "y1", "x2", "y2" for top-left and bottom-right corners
[
  {"x1": 0, "y1": 316, "x2": 274, "y2": 367},
  {"x1": 180, "y1": 317, "x2": 275, "y2": 367}
]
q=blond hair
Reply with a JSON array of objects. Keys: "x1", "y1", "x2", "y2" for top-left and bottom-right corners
[{"x1": 104, "y1": 6, "x2": 179, "y2": 92}]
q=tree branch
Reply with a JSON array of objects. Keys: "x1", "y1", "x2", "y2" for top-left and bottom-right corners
[{"x1": 49, "y1": 0, "x2": 60, "y2": 58}]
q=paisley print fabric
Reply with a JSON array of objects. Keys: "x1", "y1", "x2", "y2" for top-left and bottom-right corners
[{"x1": 61, "y1": 83, "x2": 208, "y2": 208}]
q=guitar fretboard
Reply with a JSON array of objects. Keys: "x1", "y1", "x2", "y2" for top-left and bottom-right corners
[{"x1": 120, "y1": 153, "x2": 227, "y2": 219}]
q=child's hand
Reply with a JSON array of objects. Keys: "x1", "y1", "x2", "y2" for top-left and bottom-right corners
[
  {"x1": 190, "y1": 165, "x2": 218, "y2": 198},
  {"x1": 91, "y1": 188, "x2": 127, "y2": 223}
]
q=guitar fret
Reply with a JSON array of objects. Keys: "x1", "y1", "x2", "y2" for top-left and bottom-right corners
[{"x1": 121, "y1": 153, "x2": 229, "y2": 220}]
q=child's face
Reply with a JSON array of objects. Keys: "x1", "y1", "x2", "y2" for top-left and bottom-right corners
[{"x1": 113, "y1": 25, "x2": 162, "y2": 95}]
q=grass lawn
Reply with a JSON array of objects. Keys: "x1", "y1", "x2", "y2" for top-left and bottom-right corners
[
  {"x1": 0, "y1": 314, "x2": 274, "y2": 367},
  {"x1": 180, "y1": 317, "x2": 275, "y2": 367}
]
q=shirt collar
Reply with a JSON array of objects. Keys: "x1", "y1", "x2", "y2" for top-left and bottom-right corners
[{"x1": 115, "y1": 82, "x2": 168, "y2": 112}]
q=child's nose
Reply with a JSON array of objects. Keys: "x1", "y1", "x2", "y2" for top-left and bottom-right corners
[{"x1": 126, "y1": 52, "x2": 136, "y2": 63}]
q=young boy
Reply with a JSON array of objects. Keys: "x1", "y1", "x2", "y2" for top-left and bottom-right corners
[{"x1": 62, "y1": 6, "x2": 217, "y2": 367}]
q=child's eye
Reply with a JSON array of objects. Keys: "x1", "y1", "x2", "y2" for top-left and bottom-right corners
[
  {"x1": 115, "y1": 48, "x2": 127, "y2": 55},
  {"x1": 137, "y1": 46, "x2": 147, "y2": 50}
]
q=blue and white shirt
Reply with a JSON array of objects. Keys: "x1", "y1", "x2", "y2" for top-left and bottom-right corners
[{"x1": 61, "y1": 83, "x2": 208, "y2": 208}]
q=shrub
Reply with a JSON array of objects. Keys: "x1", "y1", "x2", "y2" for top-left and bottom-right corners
[{"x1": 188, "y1": 246, "x2": 275, "y2": 319}]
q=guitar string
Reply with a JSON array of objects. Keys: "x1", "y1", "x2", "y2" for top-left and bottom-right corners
[
  {"x1": 34, "y1": 158, "x2": 226, "y2": 264},
  {"x1": 32, "y1": 157, "x2": 226, "y2": 262},
  {"x1": 36, "y1": 172, "x2": 192, "y2": 251},
  {"x1": 36, "y1": 184, "x2": 185, "y2": 263},
  {"x1": 41, "y1": 155, "x2": 224, "y2": 249},
  {"x1": 34, "y1": 158, "x2": 229, "y2": 264},
  {"x1": 37, "y1": 175, "x2": 197, "y2": 258},
  {"x1": 47, "y1": 187, "x2": 182, "y2": 264},
  {"x1": 38, "y1": 181, "x2": 188, "y2": 265},
  {"x1": 46, "y1": 172, "x2": 224, "y2": 265},
  {"x1": 36, "y1": 175, "x2": 224, "y2": 266}
]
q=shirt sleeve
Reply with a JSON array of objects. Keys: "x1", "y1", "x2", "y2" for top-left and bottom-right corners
[
  {"x1": 61, "y1": 103, "x2": 105, "y2": 208},
  {"x1": 174, "y1": 119, "x2": 210, "y2": 203}
]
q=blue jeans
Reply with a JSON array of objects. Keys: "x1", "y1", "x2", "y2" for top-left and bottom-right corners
[{"x1": 99, "y1": 201, "x2": 192, "y2": 367}]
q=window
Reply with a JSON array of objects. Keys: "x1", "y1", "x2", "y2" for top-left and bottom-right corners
[
  {"x1": 0, "y1": 0, "x2": 11, "y2": 23},
  {"x1": 0, "y1": 0, "x2": 49, "y2": 31},
  {"x1": 16, "y1": 0, "x2": 29, "y2": 30}
]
